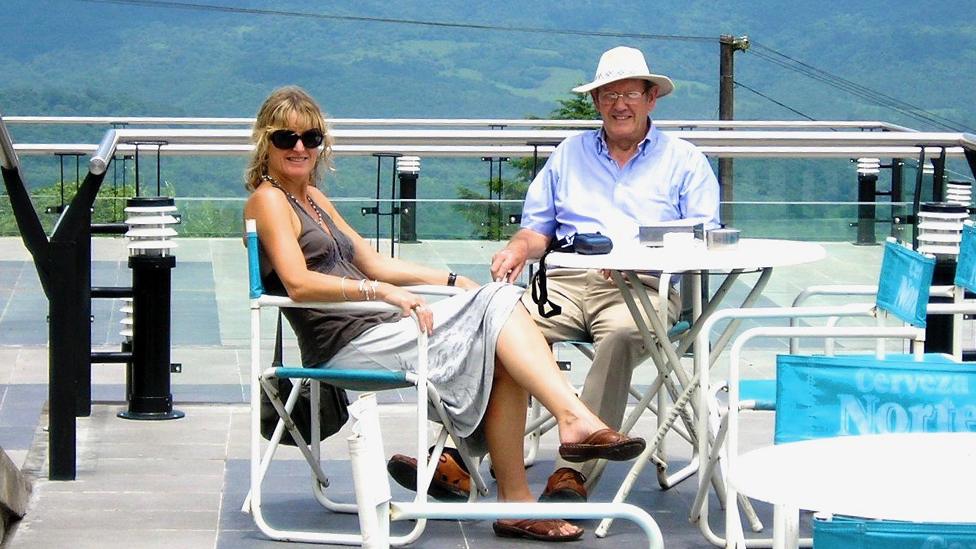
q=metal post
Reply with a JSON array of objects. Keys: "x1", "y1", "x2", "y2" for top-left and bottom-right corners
[
  {"x1": 363, "y1": 153, "x2": 401, "y2": 256},
  {"x1": 932, "y1": 149, "x2": 947, "y2": 203},
  {"x1": 718, "y1": 35, "x2": 749, "y2": 226},
  {"x1": 481, "y1": 156, "x2": 509, "y2": 240},
  {"x1": 889, "y1": 158, "x2": 904, "y2": 237}
]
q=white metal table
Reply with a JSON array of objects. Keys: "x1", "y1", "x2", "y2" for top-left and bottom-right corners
[
  {"x1": 547, "y1": 238, "x2": 826, "y2": 537},
  {"x1": 730, "y1": 432, "x2": 976, "y2": 549}
]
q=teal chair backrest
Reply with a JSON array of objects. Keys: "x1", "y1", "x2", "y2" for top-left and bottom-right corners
[
  {"x1": 955, "y1": 222, "x2": 976, "y2": 294},
  {"x1": 875, "y1": 240, "x2": 935, "y2": 328},
  {"x1": 246, "y1": 221, "x2": 264, "y2": 299},
  {"x1": 774, "y1": 354, "x2": 976, "y2": 444}
]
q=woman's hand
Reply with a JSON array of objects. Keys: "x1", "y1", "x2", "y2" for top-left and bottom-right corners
[{"x1": 377, "y1": 283, "x2": 433, "y2": 335}]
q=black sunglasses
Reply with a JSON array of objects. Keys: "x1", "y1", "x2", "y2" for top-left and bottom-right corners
[{"x1": 269, "y1": 128, "x2": 325, "y2": 150}]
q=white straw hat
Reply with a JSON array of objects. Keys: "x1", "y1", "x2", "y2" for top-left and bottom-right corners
[{"x1": 572, "y1": 46, "x2": 675, "y2": 97}]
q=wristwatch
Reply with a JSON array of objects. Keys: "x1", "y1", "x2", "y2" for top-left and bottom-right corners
[{"x1": 447, "y1": 272, "x2": 458, "y2": 286}]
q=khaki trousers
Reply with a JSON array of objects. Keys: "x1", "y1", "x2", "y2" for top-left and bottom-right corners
[{"x1": 524, "y1": 268, "x2": 680, "y2": 478}]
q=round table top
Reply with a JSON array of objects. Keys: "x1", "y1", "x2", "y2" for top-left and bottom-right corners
[
  {"x1": 731, "y1": 432, "x2": 976, "y2": 523},
  {"x1": 547, "y1": 239, "x2": 826, "y2": 272}
]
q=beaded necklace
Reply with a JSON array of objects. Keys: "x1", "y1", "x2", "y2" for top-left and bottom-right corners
[{"x1": 261, "y1": 174, "x2": 346, "y2": 260}]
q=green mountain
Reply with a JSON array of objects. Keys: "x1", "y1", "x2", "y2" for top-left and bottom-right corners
[{"x1": 1, "y1": 0, "x2": 974, "y2": 239}]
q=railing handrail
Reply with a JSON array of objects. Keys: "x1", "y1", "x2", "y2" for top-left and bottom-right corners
[
  {"x1": 14, "y1": 142, "x2": 973, "y2": 161},
  {"x1": 71, "y1": 127, "x2": 976, "y2": 173},
  {"x1": 1, "y1": 116, "x2": 915, "y2": 132},
  {"x1": 0, "y1": 113, "x2": 19, "y2": 170}
]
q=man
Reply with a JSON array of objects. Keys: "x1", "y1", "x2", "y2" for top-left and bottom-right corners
[{"x1": 389, "y1": 45, "x2": 720, "y2": 502}]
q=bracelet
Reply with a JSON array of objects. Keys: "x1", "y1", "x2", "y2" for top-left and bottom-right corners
[
  {"x1": 369, "y1": 280, "x2": 379, "y2": 300},
  {"x1": 358, "y1": 278, "x2": 369, "y2": 301},
  {"x1": 339, "y1": 276, "x2": 349, "y2": 301},
  {"x1": 447, "y1": 272, "x2": 457, "y2": 287}
]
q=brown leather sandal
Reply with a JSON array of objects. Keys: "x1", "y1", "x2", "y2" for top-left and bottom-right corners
[
  {"x1": 558, "y1": 428, "x2": 646, "y2": 463},
  {"x1": 387, "y1": 447, "x2": 471, "y2": 502},
  {"x1": 492, "y1": 518, "x2": 584, "y2": 541}
]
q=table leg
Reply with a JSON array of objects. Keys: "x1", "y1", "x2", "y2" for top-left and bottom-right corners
[{"x1": 773, "y1": 504, "x2": 799, "y2": 549}]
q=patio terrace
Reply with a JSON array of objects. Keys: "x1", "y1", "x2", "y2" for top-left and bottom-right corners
[{"x1": 0, "y1": 117, "x2": 974, "y2": 547}]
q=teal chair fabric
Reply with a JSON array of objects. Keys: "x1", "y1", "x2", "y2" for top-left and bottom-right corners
[
  {"x1": 813, "y1": 513, "x2": 976, "y2": 548},
  {"x1": 778, "y1": 353, "x2": 976, "y2": 547},
  {"x1": 875, "y1": 240, "x2": 935, "y2": 327},
  {"x1": 774, "y1": 354, "x2": 976, "y2": 444},
  {"x1": 955, "y1": 222, "x2": 976, "y2": 294}
]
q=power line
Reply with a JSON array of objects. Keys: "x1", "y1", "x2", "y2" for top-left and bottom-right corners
[
  {"x1": 753, "y1": 41, "x2": 966, "y2": 129},
  {"x1": 77, "y1": 0, "x2": 714, "y2": 42},
  {"x1": 750, "y1": 41, "x2": 973, "y2": 133},
  {"x1": 748, "y1": 48, "x2": 961, "y2": 131},
  {"x1": 733, "y1": 80, "x2": 818, "y2": 122}
]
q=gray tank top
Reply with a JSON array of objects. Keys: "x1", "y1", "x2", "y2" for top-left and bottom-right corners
[{"x1": 259, "y1": 189, "x2": 399, "y2": 366}]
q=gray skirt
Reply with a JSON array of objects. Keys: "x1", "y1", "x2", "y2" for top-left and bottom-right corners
[{"x1": 328, "y1": 282, "x2": 524, "y2": 453}]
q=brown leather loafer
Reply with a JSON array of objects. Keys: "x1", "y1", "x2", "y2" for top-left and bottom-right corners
[
  {"x1": 558, "y1": 428, "x2": 646, "y2": 463},
  {"x1": 539, "y1": 467, "x2": 587, "y2": 503},
  {"x1": 387, "y1": 448, "x2": 471, "y2": 502}
]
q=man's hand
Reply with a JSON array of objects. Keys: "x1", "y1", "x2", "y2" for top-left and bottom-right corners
[{"x1": 490, "y1": 247, "x2": 527, "y2": 283}]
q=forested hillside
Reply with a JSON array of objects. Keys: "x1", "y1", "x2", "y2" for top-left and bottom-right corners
[{"x1": 1, "y1": 0, "x2": 973, "y2": 238}]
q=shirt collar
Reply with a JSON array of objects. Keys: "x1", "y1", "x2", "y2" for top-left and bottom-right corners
[{"x1": 594, "y1": 118, "x2": 657, "y2": 158}]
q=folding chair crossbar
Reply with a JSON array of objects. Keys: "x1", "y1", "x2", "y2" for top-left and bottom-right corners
[{"x1": 272, "y1": 367, "x2": 413, "y2": 391}]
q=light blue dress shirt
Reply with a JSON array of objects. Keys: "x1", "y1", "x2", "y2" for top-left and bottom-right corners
[{"x1": 521, "y1": 121, "x2": 721, "y2": 245}]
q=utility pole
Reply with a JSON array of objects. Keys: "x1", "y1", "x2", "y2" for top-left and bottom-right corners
[{"x1": 719, "y1": 34, "x2": 750, "y2": 225}]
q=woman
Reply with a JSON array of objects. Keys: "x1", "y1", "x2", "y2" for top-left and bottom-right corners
[{"x1": 244, "y1": 86, "x2": 645, "y2": 542}]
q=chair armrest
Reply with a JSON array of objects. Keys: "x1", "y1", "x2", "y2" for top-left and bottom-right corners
[
  {"x1": 792, "y1": 284, "x2": 954, "y2": 308},
  {"x1": 254, "y1": 284, "x2": 464, "y2": 312}
]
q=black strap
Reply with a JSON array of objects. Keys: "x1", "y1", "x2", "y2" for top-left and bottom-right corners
[
  {"x1": 273, "y1": 311, "x2": 284, "y2": 368},
  {"x1": 530, "y1": 236, "x2": 573, "y2": 318}
]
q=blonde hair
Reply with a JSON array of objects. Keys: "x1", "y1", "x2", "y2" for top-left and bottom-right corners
[{"x1": 244, "y1": 85, "x2": 335, "y2": 192}]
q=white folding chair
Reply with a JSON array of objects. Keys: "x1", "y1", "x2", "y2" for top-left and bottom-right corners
[
  {"x1": 242, "y1": 219, "x2": 666, "y2": 548},
  {"x1": 690, "y1": 238, "x2": 937, "y2": 548},
  {"x1": 787, "y1": 220, "x2": 976, "y2": 361},
  {"x1": 243, "y1": 219, "x2": 489, "y2": 545}
]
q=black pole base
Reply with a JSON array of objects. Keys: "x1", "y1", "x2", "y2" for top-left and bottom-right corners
[{"x1": 117, "y1": 409, "x2": 185, "y2": 421}]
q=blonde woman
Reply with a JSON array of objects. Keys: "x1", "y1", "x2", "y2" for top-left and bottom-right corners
[{"x1": 244, "y1": 86, "x2": 646, "y2": 541}]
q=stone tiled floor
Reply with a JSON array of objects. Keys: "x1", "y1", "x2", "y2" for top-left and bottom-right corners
[{"x1": 0, "y1": 236, "x2": 900, "y2": 548}]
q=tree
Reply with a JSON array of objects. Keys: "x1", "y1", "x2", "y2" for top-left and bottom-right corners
[{"x1": 453, "y1": 92, "x2": 600, "y2": 239}]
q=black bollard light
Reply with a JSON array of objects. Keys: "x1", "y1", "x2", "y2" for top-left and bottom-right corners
[
  {"x1": 117, "y1": 196, "x2": 184, "y2": 420},
  {"x1": 855, "y1": 158, "x2": 880, "y2": 245},
  {"x1": 396, "y1": 156, "x2": 420, "y2": 243},
  {"x1": 917, "y1": 202, "x2": 970, "y2": 354}
]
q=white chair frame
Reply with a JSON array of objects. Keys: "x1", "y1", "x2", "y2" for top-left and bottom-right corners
[{"x1": 243, "y1": 219, "x2": 665, "y2": 547}]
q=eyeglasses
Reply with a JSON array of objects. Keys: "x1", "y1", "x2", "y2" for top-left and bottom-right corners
[
  {"x1": 597, "y1": 90, "x2": 646, "y2": 105},
  {"x1": 269, "y1": 128, "x2": 325, "y2": 150}
]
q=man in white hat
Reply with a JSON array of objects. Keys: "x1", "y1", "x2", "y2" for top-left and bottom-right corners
[
  {"x1": 390, "y1": 46, "x2": 719, "y2": 504},
  {"x1": 487, "y1": 45, "x2": 721, "y2": 501}
]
